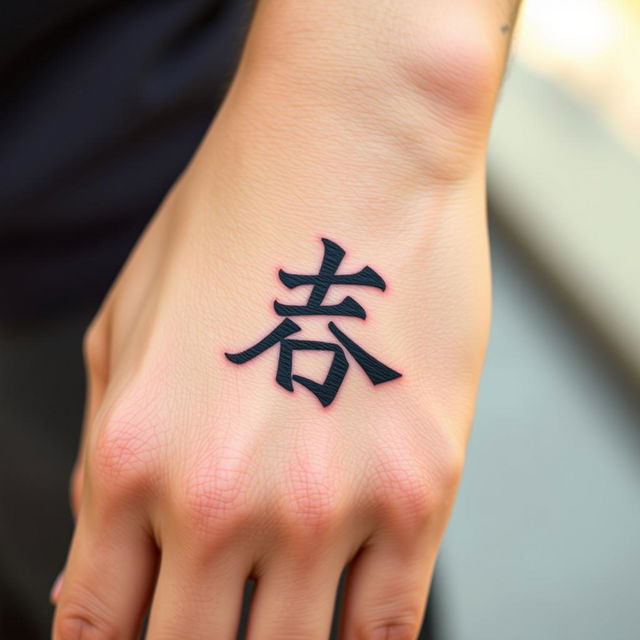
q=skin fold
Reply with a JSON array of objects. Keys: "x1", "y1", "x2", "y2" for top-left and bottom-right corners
[{"x1": 51, "y1": 1, "x2": 521, "y2": 638}]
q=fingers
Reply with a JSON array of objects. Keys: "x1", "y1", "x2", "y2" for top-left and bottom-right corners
[
  {"x1": 52, "y1": 507, "x2": 157, "y2": 640},
  {"x1": 337, "y1": 533, "x2": 437, "y2": 640},
  {"x1": 144, "y1": 541, "x2": 250, "y2": 640},
  {"x1": 51, "y1": 317, "x2": 113, "y2": 608},
  {"x1": 245, "y1": 550, "x2": 346, "y2": 640}
]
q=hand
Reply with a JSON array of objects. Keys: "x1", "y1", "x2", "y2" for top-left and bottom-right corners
[{"x1": 52, "y1": 2, "x2": 514, "y2": 637}]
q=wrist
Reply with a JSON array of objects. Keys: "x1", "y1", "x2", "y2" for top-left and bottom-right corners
[
  {"x1": 229, "y1": 0, "x2": 508, "y2": 171},
  {"x1": 174, "y1": 2, "x2": 509, "y2": 238}
]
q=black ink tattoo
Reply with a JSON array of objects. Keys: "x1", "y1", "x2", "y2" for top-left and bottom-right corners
[{"x1": 225, "y1": 238, "x2": 402, "y2": 407}]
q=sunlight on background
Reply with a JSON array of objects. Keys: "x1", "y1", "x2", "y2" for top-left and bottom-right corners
[
  {"x1": 516, "y1": 0, "x2": 640, "y2": 152},
  {"x1": 440, "y1": 5, "x2": 640, "y2": 639}
]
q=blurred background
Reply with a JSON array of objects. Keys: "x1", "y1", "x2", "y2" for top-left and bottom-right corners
[{"x1": 439, "y1": 0, "x2": 640, "y2": 637}]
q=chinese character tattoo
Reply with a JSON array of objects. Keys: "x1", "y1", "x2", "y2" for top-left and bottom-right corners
[{"x1": 224, "y1": 238, "x2": 402, "y2": 407}]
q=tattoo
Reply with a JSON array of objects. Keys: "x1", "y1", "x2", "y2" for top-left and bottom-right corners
[{"x1": 225, "y1": 238, "x2": 402, "y2": 407}]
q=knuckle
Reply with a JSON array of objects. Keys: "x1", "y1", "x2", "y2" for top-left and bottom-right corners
[
  {"x1": 54, "y1": 587, "x2": 116, "y2": 639},
  {"x1": 278, "y1": 466, "x2": 344, "y2": 539},
  {"x1": 88, "y1": 405, "x2": 159, "y2": 500},
  {"x1": 369, "y1": 454, "x2": 433, "y2": 528},
  {"x1": 55, "y1": 616, "x2": 112, "y2": 640},
  {"x1": 423, "y1": 427, "x2": 466, "y2": 499},
  {"x1": 173, "y1": 449, "x2": 253, "y2": 539},
  {"x1": 437, "y1": 441, "x2": 465, "y2": 490},
  {"x1": 357, "y1": 620, "x2": 421, "y2": 640}
]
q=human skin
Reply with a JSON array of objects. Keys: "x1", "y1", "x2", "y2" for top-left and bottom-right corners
[{"x1": 51, "y1": 1, "x2": 521, "y2": 638}]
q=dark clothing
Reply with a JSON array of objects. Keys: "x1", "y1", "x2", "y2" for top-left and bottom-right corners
[
  {"x1": 1, "y1": 0, "x2": 251, "y2": 322},
  {"x1": 0, "y1": 2, "x2": 438, "y2": 637}
]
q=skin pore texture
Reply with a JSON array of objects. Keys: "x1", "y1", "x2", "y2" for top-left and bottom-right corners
[{"x1": 51, "y1": 1, "x2": 521, "y2": 638}]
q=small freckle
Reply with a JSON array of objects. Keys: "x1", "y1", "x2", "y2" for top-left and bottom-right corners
[{"x1": 501, "y1": 24, "x2": 510, "y2": 34}]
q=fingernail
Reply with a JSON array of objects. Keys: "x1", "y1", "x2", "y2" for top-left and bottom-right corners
[{"x1": 49, "y1": 571, "x2": 64, "y2": 605}]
